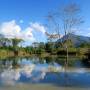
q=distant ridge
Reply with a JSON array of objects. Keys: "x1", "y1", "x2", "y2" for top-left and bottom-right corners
[{"x1": 57, "y1": 33, "x2": 90, "y2": 47}]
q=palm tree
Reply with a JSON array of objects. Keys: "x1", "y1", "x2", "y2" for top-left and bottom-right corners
[
  {"x1": 11, "y1": 38, "x2": 23, "y2": 56},
  {"x1": 11, "y1": 38, "x2": 23, "y2": 47}
]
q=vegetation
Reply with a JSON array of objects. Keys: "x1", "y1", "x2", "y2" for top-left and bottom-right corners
[
  {"x1": 0, "y1": 3, "x2": 89, "y2": 60},
  {"x1": 0, "y1": 35, "x2": 89, "y2": 58}
]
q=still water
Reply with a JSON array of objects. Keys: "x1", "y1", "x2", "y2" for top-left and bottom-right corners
[{"x1": 0, "y1": 56, "x2": 90, "y2": 90}]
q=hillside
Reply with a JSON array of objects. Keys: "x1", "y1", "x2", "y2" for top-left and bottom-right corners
[{"x1": 57, "y1": 34, "x2": 90, "y2": 47}]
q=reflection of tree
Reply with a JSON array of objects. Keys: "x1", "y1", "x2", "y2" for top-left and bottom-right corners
[
  {"x1": 12, "y1": 58, "x2": 20, "y2": 69},
  {"x1": 82, "y1": 50, "x2": 90, "y2": 68},
  {"x1": 45, "y1": 56, "x2": 56, "y2": 64},
  {"x1": 64, "y1": 58, "x2": 68, "y2": 86},
  {"x1": 0, "y1": 56, "x2": 83, "y2": 86},
  {"x1": 0, "y1": 57, "x2": 21, "y2": 70},
  {"x1": 0, "y1": 58, "x2": 12, "y2": 69}
]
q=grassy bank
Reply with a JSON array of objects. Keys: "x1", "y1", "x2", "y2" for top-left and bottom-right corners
[{"x1": 0, "y1": 47, "x2": 88, "y2": 59}]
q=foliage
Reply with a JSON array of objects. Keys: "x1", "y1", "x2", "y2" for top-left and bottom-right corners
[{"x1": 79, "y1": 43, "x2": 90, "y2": 48}]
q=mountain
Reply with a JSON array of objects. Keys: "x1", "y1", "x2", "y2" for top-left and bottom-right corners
[{"x1": 57, "y1": 33, "x2": 90, "y2": 47}]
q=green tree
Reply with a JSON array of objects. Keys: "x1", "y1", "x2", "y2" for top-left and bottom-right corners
[
  {"x1": 11, "y1": 38, "x2": 23, "y2": 55},
  {"x1": 11, "y1": 38, "x2": 23, "y2": 47},
  {"x1": 45, "y1": 42, "x2": 55, "y2": 53}
]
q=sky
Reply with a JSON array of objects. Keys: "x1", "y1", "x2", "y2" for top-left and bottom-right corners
[{"x1": 0, "y1": 0, "x2": 90, "y2": 46}]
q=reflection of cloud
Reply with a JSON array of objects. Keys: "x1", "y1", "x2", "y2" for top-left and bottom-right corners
[
  {"x1": 0, "y1": 69, "x2": 20, "y2": 85},
  {"x1": 31, "y1": 71, "x2": 46, "y2": 82},
  {"x1": 75, "y1": 68, "x2": 86, "y2": 73},
  {"x1": 48, "y1": 63, "x2": 63, "y2": 72},
  {"x1": 0, "y1": 64, "x2": 35, "y2": 85},
  {"x1": 21, "y1": 64, "x2": 35, "y2": 78},
  {"x1": 0, "y1": 62, "x2": 63, "y2": 85},
  {"x1": 21, "y1": 64, "x2": 47, "y2": 82}
]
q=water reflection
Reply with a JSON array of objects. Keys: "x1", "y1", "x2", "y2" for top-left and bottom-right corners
[{"x1": 0, "y1": 56, "x2": 90, "y2": 87}]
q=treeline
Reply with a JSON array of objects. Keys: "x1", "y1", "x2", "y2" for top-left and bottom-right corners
[
  {"x1": 0, "y1": 36, "x2": 90, "y2": 57},
  {"x1": 0, "y1": 37, "x2": 24, "y2": 57},
  {"x1": 25, "y1": 40, "x2": 90, "y2": 56}
]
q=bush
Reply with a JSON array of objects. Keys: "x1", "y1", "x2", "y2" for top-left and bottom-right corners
[{"x1": 57, "y1": 48, "x2": 77, "y2": 55}]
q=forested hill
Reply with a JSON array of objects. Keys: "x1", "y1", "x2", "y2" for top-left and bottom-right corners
[{"x1": 57, "y1": 33, "x2": 90, "y2": 47}]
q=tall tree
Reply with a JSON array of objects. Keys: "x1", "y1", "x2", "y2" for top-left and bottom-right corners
[
  {"x1": 46, "y1": 3, "x2": 83, "y2": 62},
  {"x1": 60, "y1": 3, "x2": 83, "y2": 62},
  {"x1": 11, "y1": 38, "x2": 23, "y2": 48},
  {"x1": 11, "y1": 38, "x2": 23, "y2": 55}
]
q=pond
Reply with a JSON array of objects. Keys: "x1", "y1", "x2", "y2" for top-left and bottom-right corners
[{"x1": 0, "y1": 55, "x2": 90, "y2": 90}]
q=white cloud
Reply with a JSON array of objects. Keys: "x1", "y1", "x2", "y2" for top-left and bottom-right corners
[
  {"x1": 21, "y1": 27, "x2": 35, "y2": 41},
  {"x1": 87, "y1": 28, "x2": 90, "y2": 36},
  {"x1": 0, "y1": 20, "x2": 36, "y2": 42},
  {"x1": 30, "y1": 22, "x2": 46, "y2": 34},
  {"x1": 87, "y1": 28, "x2": 90, "y2": 30},
  {"x1": 0, "y1": 20, "x2": 21, "y2": 38},
  {"x1": 76, "y1": 27, "x2": 90, "y2": 37},
  {"x1": 86, "y1": 33, "x2": 90, "y2": 36},
  {"x1": 0, "y1": 20, "x2": 47, "y2": 46},
  {"x1": 1, "y1": 69, "x2": 20, "y2": 85}
]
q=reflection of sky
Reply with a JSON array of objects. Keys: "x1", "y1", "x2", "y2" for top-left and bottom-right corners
[
  {"x1": 0, "y1": 60, "x2": 62, "y2": 86},
  {"x1": 0, "y1": 69, "x2": 20, "y2": 85},
  {"x1": 0, "y1": 59, "x2": 90, "y2": 87}
]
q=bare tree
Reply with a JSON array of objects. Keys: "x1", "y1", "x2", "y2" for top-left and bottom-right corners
[
  {"x1": 46, "y1": 3, "x2": 83, "y2": 62},
  {"x1": 45, "y1": 12, "x2": 61, "y2": 42},
  {"x1": 61, "y1": 3, "x2": 83, "y2": 62}
]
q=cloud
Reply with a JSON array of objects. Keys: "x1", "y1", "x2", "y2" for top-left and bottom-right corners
[
  {"x1": 87, "y1": 28, "x2": 90, "y2": 36},
  {"x1": 1, "y1": 69, "x2": 20, "y2": 85},
  {"x1": 85, "y1": 33, "x2": 90, "y2": 36},
  {"x1": 21, "y1": 27, "x2": 35, "y2": 41},
  {"x1": 0, "y1": 20, "x2": 21, "y2": 38},
  {"x1": 78, "y1": 27, "x2": 90, "y2": 37},
  {"x1": 87, "y1": 28, "x2": 90, "y2": 30},
  {"x1": 30, "y1": 22, "x2": 46, "y2": 34},
  {"x1": 0, "y1": 20, "x2": 36, "y2": 42},
  {"x1": 0, "y1": 20, "x2": 47, "y2": 46}
]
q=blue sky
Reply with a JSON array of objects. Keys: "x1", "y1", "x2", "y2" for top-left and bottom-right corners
[{"x1": 0, "y1": 0, "x2": 90, "y2": 46}]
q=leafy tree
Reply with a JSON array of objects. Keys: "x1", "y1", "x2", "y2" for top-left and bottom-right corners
[
  {"x1": 38, "y1": 42, "x2": 45, "y2": 49},
  {"x1": 11, "y1": 38, "x2": 23, "y2": 47},
  {"x1": 45, "y1": 42, "x2": 55, "y2": 53},
  {"x1": 11, "y1": 38, "x2": 23, "y2": 55},
  {"x1": 79, "y1": 43, "x2": 90, "y2": 48}
]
